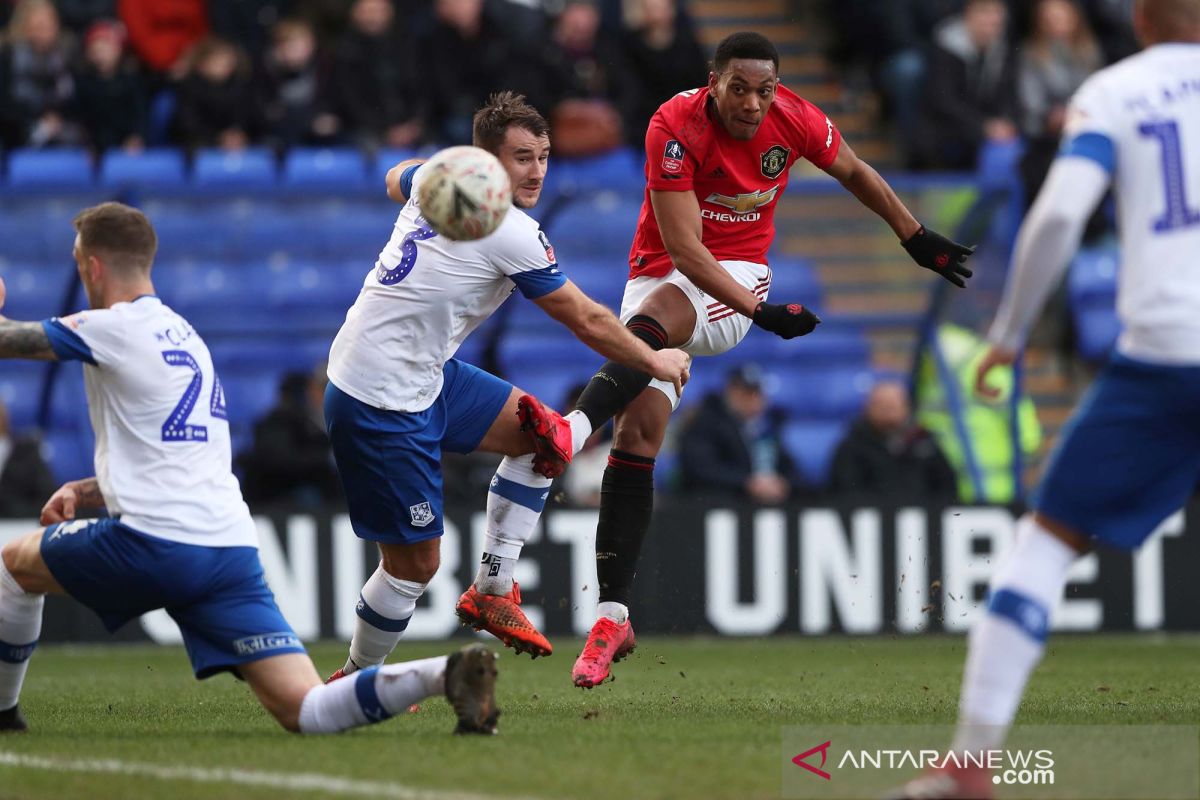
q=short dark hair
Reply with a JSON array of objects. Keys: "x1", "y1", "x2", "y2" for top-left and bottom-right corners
[
  {"x1": 713, "y1": 31, "x2": 779, "y2": 74},
  {"x1": 472, "y1": 91, "x2": 550, "y2": 155},
  {"x1": 73, "y1": 202, "x2": 157, "y2": 275}
]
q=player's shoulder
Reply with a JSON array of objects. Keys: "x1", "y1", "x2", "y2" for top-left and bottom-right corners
[
  {"x1": 487, "y1": 207, "x2": 547, "y2": 253},
  {"x1": 652, "y1": 87, "x2": 713, "y2": 145},
  {"x1": 654, "y1": 87, "x2": 707, "y2": 121},
  {"x1": 767, "y1": 84, "x2": 826, "y2": 128},
  {"x1": 1074, "y1": 49, "x2": 1159, "y2": 100}
]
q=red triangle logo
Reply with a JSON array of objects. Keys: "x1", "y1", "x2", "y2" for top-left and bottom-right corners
[{"x1": 792, "y1": 740, "x2": 832, "y2": 780}]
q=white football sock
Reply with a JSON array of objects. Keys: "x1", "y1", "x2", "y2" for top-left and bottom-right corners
[
  {"x1": 298, "y1": 655, "x2": 447, "y2": 734},
  {"x1": 953, "y1": 515, "x2": 1077, "y2": 754},
  {"x1": 565, "y1": 410, "x2": 593, "y2": 455},
  {"x1": 597, "y1": 601, "x2": 628, "y2": 625},
  {"x1": 0, "y1": 560, "x2": 44, "y2": 711},
  {"x1": 475, "y1": 455, "x2": 550, "y2": 595},
  {"x1": 345, "y1": 566, "x2": 425, "y2": 673}
]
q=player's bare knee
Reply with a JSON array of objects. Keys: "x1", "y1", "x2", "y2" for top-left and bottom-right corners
[
  {"x1": 2, "y1": 533, "x2": 42, "y2": 587},
  {"x1": 635, "y1": 285, "x2": 694, "y2": 345},
  {"x1": 379, "y1": 544, "x2": 440, "y2": 583}
]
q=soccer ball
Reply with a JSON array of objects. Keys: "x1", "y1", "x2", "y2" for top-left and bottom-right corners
[{"x1": 416, "y1": 145, "x2": 512, "y2": 241}]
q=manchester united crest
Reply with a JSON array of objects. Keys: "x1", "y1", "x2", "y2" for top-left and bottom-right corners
[{"x1": 760, "y1": 145, "x2": 790, "y2": 179}]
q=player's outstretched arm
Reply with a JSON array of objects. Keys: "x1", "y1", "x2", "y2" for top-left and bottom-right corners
[
  {"x1": 534, "y1": 281, "x2": 690, "y2": 394},
  {"x1": 40, "y1": 478, "x2": 106, "y2": 525},
  {"x1": 0, "y1": 278, "x2": 55, "y2": 361},
  {"x1": 385, "y1": 158, "x2": 425, "y2": 204},
  {"x1": 651, "y1": 189, "x2": 763, "y2": 317},
  {"x1": 824, "y1": 141, "x2": 974, "y2": 288},
  {"x1": 977, "y1": 155, "x2": 1111, "y2": 397},
  {"x1": 651, "y1": 189, "x2": 820, "y2": 340}
]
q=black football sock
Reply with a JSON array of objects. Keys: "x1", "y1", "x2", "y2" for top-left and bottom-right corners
[
  {"x1": 575, "y1": 315, "x2": 667, "y2": 431},
  {"x1": 595, "y1": 449, "x2": 656, "y2": 609}
]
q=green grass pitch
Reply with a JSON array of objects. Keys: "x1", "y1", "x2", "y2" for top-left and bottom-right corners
[{"x1": 1, "y1": 635, "x2": 1198, "y2": 800}]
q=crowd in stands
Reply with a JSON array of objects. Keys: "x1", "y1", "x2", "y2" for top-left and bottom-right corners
[
  {"x1": 0, "y1": 0, "x2": 707, "y2": 156},
  {"x1": 825, "y1": 0, "x2": 1135, "y2": 180}
]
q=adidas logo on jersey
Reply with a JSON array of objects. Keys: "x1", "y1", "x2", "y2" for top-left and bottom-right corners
[{"x1": 707, "y1": 167, "x2": 728, "y2": 178}]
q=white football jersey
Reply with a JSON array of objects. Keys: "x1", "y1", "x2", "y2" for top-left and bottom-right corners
[
  {"x1": 42, "y1": 297, "x2": 258, "y2": 548},
  {"x1": 1063, "y1": 44, "x2": 1200, "y2": 362},
  {"x1": 327, "y1": 168, "x2": 565, "y2": 412}
]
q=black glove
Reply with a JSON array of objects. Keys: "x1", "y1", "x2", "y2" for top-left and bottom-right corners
[
  {"x1": 752, "y1": 301, "x2": 821, "y2": 340},
  {"x1": 902, "y1": 225, "x2": 975, "y2": 287}
]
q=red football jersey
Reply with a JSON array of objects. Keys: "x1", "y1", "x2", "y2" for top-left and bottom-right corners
[{"x1": 628, "y1": 84, "x2": 842, "y2": 278}]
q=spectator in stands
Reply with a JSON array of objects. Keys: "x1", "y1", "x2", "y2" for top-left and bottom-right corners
[
  {"x1": 1017, "y1": 0, "x2": 1101, "y2": 204},
  {"x1": 72, "y1": 19, "x2": 147, "y2": 153},
  {"x1": 329, "y1": 0, "x2": 423, "y2": 149},
  {"x1": 238, "y1": 364, "x2": 340, "y2": 508},
  {"x1": 421, "y1": 0, "x2": 546, "y2": 144},
  {"x1": 117, "y1": 0, "x2": 208, "y2": 77},
  {"x1": 0, "y1": 0, "x2": 79, "y2": 149},
  {"x1": 0, "y1": 400, "x2": 57, "y2": 518},
  {"x1": 829, "y1": 380, "x2": 959, "y2": 503},
  {"x1": 208, "y1": 0, "x2": 293, "y2": 62},
  {"x1": 174, "y1": 36, "x2": 257, "y2": 150},
  {"x1": 914, "y1": 0, "x2": 1019, "y2": 170},
  {"x1": 1080, "y1": 0, "x2": 1138, "y2": 62},
  {"x1": 55, "y1": 0, "x2": 114, "y2": 35},
  {"x1": 544, "y1": 0, "x2": 623, "y2": 156},
  {"x1": 678, "y1": 364, "x2": 803, "y2": 505},
  {"x1": 257, "y1": 17, "x2": 339, "y2": 150},
  {"x1": 614, "y1": 0, "x2": 706, "y2": 147}
]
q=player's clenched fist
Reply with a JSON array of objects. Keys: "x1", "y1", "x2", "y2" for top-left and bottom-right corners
[
  {"x1": 902, "y1": 225, "x2": 975, "y2": 287},
  {"x1": 40, "y1": 482, "x2": 80, "y2": 526},
  {"x1": 647, "y1": 348, "x2": 691, "y2": 396},
  {"x1": 752, "y1": 301, "x2": 821, "y2": 340}
]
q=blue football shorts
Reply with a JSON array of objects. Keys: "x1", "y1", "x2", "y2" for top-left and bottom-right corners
[
  {"x1": 40, "y1": 517, "x2": 306, "y2": 678},
  {"x1": 324, "y1": 358, "x2": 513, "y2": 544},
  {"x1": 1034, "y1": 353, "x2": 1200, "y2": 550}
]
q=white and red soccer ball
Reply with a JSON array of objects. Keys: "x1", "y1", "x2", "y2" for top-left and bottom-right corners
[{"x1": 417, "y1": 145, "x2": 512, "y2": 241}]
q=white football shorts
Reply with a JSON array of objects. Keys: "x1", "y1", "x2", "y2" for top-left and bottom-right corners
[{"x1": 619, "y1": 259, "x2": 771, "y2": 408}]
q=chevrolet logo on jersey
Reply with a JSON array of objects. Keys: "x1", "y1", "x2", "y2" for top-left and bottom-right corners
[{"x1": 704, "y1": 186, "x2": 779, "y2": 215}]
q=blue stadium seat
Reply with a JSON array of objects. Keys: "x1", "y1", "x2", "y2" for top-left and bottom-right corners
[
  {"x1": 234, "y1": 212, "x2": 322, "y2": 260},
  {"x1": 372, "y1": 148, "x2": 419, "y2": 190},
  {"x1": 564, "y1": 258, "x2": 628, "y2": 305},
  {"x1": 765, "y1": 255, "x2": 822, "y2": 302},
  {"x1": 43, "y1": 428, "x2": 93, "y2": 482},
  {"x1": 1068, "y1": 244, "x2": 1119, "y2": 302},
  {"x1": 151, "y1": 212, "x2": 236, "y2": 261},
  {"x1": 0, "y1": 262, "x2": 73, "y2": 320},
  {"x1": 782, "y1": 420, "x2": 849, "y2": 485},
  {"x1": 1074, "y1": 303, "x2": 1121, "y2": 362},
  {"x1": 6, "y1": 148, "x2": 93, "y2": 191},
  {"x1": 193, "y1": 148, "x2": 277, "y2": 191},
  {"x1": 765, "y1": 364, "x2": 875, "y2": 419},
  {"x1": 218, "y1": 369, "x2": 282, "y2": 429},
  {"x1": 741, "y1": 324, "x2": 872, "y2": 366},
  {"x1": 0, "y1": 361, "x2": 48, "y2": 429},
  {"x1": 553, "y1": 148, "x2": 645, "y2": 197},
  {"x1": 283, "y1": 148, "x2": 369, "y2": 192},
  {"x1": 99, "y1": 149, "x2": 187, "y2": 190},
  {"x1": 546, "y1": 192, "x2": 641, "y2": 262},
  {"x1": 156, "y1": 261, "x2": 252, "y2": 318},
  {"x1": 265, "y1": 260, "x2": 363, "y2": 315},
  {"x1": 498, "y1": 332, "x2": 600, "y2": 406},
  {"x1": 317, "y1": 206, "x2": 397, "y2": 258}
]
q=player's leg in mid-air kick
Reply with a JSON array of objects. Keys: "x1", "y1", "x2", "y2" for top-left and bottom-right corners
[
  {"x1": 0, "y1": 520, "x2": 499, "y2": 736},
  {"x1": 325, "y1": 356, "x2": 591, "y2": 676},
  {"x1": 548, "y1": 264, "x2": 769, "y2": 688}
]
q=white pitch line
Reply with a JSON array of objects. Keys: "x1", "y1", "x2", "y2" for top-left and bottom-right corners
[{"x1": 0, "y1": 751, "x2": 528, "y2": 800}]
